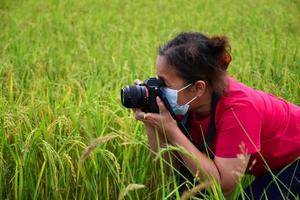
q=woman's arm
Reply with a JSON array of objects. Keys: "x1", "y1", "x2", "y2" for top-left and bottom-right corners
[
  {"x1": 134, "y1": 108, "x2": 181, "y2": 174},
  {"x1": 143, "y1": 123, "x2": 181, "y2": 173},
  {"x1": 167, "y1": 125, "x2": 221, "y2": 181},
  {"x1": 142, "y1": 97, "x2": 250, "y2": 195},
  {"x1": 167, "y1": 125, "x2": 250, "y2": 196},
  {"x1": 132, "y1": 79, "x2": 180, "y2": 173}
]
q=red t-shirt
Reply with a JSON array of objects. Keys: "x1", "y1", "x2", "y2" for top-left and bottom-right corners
[{"x1": 188, "y1": 77, "x2": 300, "y2": 176}]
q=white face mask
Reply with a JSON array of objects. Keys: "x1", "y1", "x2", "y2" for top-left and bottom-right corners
[{"x1": 161, "y1": 83, "x2": 197, "y2": 115}]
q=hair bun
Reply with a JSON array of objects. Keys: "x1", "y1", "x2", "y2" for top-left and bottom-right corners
[
  {"x1": 209, "y1": 36, "x2": 229, "y2": 51},
  {"x1": 209, "y1": 36, "x2": 231, "y2": 70}
]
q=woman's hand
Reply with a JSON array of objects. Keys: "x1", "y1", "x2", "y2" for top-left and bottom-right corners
[
  {"x1": 132, "y1": 79, "x2": 179, "y2": 140},
  {"x1": 135, "y1": 96, "x2": 178, "y2": 137}
]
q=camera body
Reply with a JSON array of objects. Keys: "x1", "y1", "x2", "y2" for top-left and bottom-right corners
[{"x1": 121, "y1": 77, "x2": 165, "y2": 113}]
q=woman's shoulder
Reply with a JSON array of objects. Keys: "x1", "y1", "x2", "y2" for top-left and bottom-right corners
[
  {"x1": 222, "y1": 76, "x2": 296, "y2": 110},
  {"x1": 216, "y1": 76, "x2": 266, "y2": 120},
  {"x1": 225, "y1": 76, "x2": 255, "y2": 96},
  {"x1": 220, "y1": 76, "x2": 257, "y2": 106}
]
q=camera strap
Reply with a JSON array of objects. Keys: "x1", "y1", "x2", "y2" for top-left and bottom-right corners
[
  {"x1": 174, "y1": 93, "x2": 219, "y2": 190},
  {"x1": 179, "y1": 92, "x2": 219, "y2": 155}
]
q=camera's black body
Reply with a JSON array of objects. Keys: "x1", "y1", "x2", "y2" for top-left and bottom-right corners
[{"x1": 121, "y1": 77, "x2": 165, "y2": 113}]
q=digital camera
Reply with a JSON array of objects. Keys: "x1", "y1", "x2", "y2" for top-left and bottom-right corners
[
  {"x1": 121, "y1": 77, "x2": 191, "y2": 142},
  {"x1": 121, "y1": 77, "x2": 166, "y2": 113}
]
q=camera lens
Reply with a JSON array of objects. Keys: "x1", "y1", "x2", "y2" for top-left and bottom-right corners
[{"x1": 121, "y1": 85, "x2": 148, "y2": 108}]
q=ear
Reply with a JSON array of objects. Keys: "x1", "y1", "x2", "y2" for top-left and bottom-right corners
[{"x1": 193, "y1": 80, "x2": 207, "y2": 96}]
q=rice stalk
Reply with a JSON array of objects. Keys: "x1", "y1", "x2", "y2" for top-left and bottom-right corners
[
  {"x1": 79, "y1": 133, "x2": 118, "y2": 163},
  {"x1": 180, "y1": 180, "x2": 213, "y2": 200},
  {"x1": 118, "y1": 183, "x2": 146, "y2": 200}
]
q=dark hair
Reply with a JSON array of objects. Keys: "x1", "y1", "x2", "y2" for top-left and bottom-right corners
[{"x1": 159, "y1": 32, "x2": 231, "y2": 96}]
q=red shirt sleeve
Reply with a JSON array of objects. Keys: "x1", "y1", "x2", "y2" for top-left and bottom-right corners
[{"x1": 214, "y1": 101, "x2": 262, "y2": 158}]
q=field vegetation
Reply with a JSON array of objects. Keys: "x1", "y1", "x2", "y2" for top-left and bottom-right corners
[{"x1": 0, "y1": 0, "x2": 299, "y2": 199}]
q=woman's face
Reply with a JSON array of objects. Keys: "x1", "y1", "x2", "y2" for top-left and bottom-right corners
[{"x1": 156, "y1": 56, "x2": 202, "y2": 108}]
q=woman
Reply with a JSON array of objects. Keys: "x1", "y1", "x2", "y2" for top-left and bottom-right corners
[{"x1": 134, "y1": 32, "x2": 300, "y2": 199}]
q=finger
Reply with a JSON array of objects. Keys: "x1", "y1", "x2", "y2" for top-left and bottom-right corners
[
  {"x1": 156, "y1": 96, "x2": 167, "y2": 113},
  {"x1": 134, "y1": 79, "x2": 142, "y2": 85},
  {"x1": 135, "y1": 109, "x2": 145, "y2": 120},
  {"x1": 142, "y1": 113, "x2": 160, "y2": 125},
  {"x1": 136, "y1": 110, "x2": 154, "y2": 123},
  {"x1": 132, "y1": 107, "x2": 141, "y2": 115}
]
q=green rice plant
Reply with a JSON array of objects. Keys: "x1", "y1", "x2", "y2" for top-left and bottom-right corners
[{"x1": 0, "y1": 0, "x2": 299, "y2": 199}]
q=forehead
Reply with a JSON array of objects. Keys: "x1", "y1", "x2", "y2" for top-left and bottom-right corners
[{"x1": 156, "y1": 56, "x2": 185, "y2": 86}]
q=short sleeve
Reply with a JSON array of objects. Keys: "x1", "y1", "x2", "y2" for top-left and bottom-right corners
[{"x1": 214, "y1": 102, "x2": 262, "y2": 158}]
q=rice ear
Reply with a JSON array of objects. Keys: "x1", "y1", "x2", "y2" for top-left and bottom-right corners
[
  {"x1": 118, "y1": 184, "x2": 145, "y2": 200},
  {"x1": 79, "y1": 133, "x2": 118, "y2": 163},
  {"x1": 180, "y1": 181, "x2": 213, "y2": 200}
]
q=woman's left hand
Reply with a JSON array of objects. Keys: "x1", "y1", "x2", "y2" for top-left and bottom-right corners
[{"x1": 135, "y1": 96, "x2": 178, "y2": 137}]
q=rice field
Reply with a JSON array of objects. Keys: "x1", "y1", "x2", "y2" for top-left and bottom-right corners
[{"x1": 0, "y1": 0, "x2": 299, "y2": 199}]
